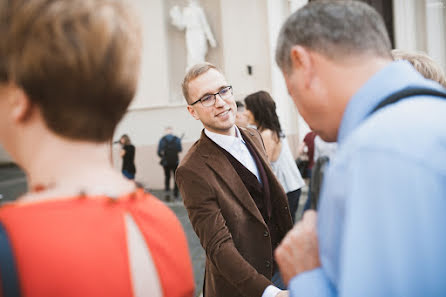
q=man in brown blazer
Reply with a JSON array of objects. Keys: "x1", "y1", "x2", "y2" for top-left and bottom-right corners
[{"x1": 176, "y1": 63, "x2": 293, "y2": 297}]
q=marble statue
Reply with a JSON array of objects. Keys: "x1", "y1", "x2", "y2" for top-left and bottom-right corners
[{"x1": 170, "y1": 0, "x2": 217, "y2": 70}]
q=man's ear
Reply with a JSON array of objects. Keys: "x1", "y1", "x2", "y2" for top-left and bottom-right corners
[
  {"x1": 187, "y1": 105, "x2": 200, "y2": 120},
  {"x1": 8, "y1": 86, "x2": 34, "y2": 123},
  {"x1": 290, "y1": 45, "x2": 314, "y2": 89}
]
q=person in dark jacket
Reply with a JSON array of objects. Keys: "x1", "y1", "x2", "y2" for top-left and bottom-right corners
[
  {"x1": 119, "y1": 134, "x2": 136, "y2": 180},
  {"x1": 157, "y1": 127, "x2": 182, "y2": 199}
]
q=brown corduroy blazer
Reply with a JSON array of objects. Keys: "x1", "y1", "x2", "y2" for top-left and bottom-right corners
[{"x1": 176, "y1": 127, "x2": 293, "y2": 297}]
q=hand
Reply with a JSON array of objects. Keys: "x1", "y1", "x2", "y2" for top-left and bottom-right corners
[
  {"x1": 275, "y1": 210, "x2": 321, "y2": 286},
  {"x1": 275, "y1": 290, "x2": 289, "y2": 297}
]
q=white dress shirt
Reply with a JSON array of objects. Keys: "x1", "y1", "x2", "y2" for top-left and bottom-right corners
[
  {"x1": 204, "y1": 127, "x2": 261, "y2": 183},
  {"x1": 204, "y1": 127, "x2": 282, "y2": 297},
  {"x1": 314, "y1": 135, "x2": 338, "y2": 161}
]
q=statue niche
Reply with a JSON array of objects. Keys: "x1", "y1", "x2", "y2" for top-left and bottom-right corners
[{"x1": 170, "y1": 0, "x2": 217, "y2": 70}]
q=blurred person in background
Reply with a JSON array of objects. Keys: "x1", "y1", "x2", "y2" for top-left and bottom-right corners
[
  {"x1": 157, "y1": 126, "x2": 182, "y2": 200},
  {"x1": 392, "y1": 49, "x2": 446, "y2": 87},
  {"x1": 298, "y1": 131, "x2": 316, "y2": 179},
  {"x1": 274, "y1": 1, "x2": 446, "y2": 296},
  {"x1": 313, "y1": 136, "x2": 337, "y2": 163},
  {"x1": 235, "y1": 100, "x2": 249, "y2": 128},
  {"x1": 309, "y1": 136, "x2": 337, "y2": 210},
  {"x1": 297, "y1": 131, "x2": 316, "y2": 212},
  {"x1": 244, "y1": 91, "x2": 305, "y2": 223},
  {"x1": 119, "y1": 134, "x2": 136, "y2": 180},
  {"x1": 0, "y1": 0, "x2": 194, "y2": 296}
]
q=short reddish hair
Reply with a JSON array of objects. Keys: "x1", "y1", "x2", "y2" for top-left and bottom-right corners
[{"x1": 0, "y1": 0, "x2": 142, "y2": 142}]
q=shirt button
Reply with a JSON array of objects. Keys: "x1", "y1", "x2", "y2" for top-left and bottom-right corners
[
  {"x1": 264, "y1": 230, "x2": 269, "y2": 237},
  {"x1": 265, "y1": 260, "x2": 271, "y2": 268}
]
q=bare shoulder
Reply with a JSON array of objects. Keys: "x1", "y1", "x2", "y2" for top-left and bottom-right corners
[{"x1": 260, "y1": 129, "x2": 274, "y2": 139}]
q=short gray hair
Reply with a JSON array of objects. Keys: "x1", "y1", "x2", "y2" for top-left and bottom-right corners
[{"x1": 276, "y1": 0, "x2": 392, "y2": 73}]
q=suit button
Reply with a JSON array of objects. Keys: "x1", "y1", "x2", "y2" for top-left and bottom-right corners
[
  {"x1": 263, "y1": 230, "x2": 269, "y2": 237},
  {"x1": 284, "y1": 206, "x2": 288, "y2": 210},
  {"x1": 265, "y1": 260, "x2": 271, "y2": 268}
]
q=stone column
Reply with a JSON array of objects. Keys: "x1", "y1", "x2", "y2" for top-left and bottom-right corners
[
  {"x1": 289, "y1": 0, "x2": 309, "y2": 13},
  {"x1": 129, "y1": 0, "x2": 170, "y2": 109},
  {"x1": 266, "y1": 0, "x2": 300, "y2": 143},
  {"x1": 425, "y1": 0, "x2": 446, "y2": 72},
  {"x1": 287, "y1": 0, "x2": 311, "y2": 143},
  {"x1": 393, "y1": 0, "x2": 419, "y2": 51}
]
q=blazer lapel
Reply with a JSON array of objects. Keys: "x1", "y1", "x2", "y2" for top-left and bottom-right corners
[
  {"x1": 240, "y1": 128, "x2": 286, "y2": 202},
  {"x1": 198, "y1": 131, "x2": 266, "y2": 225},
  {"x1": 239, "y1": 129, "x2": 273, "y2": 183}
]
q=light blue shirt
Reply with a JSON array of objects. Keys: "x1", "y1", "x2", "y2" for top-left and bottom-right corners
[{"x1": 289, "y1": 61, "x2": 446, "y2": 297}]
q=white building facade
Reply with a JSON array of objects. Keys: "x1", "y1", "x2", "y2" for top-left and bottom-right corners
[{"x1": 1, "y1": 0, "x2": 445, "y2": 189}]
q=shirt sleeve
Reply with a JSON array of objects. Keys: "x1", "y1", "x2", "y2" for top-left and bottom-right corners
[
  {"x1": 289, "y1": 148, "x2": 446, "y2": 297},
  {"x1": 338, "y1": 149, "x2": 446, "y2": 296},
  {"x1": 262, "y1": 285, "x2": 281, "y2": 297},
  {"x1": 289, "y1": 268, "x2": 336, "y2": 297}
]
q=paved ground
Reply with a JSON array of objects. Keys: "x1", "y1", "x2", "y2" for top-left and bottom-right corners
[
  {"x1": 148, "y1": 190, "x2": 205, "y2": 297},
  {"x1": 0, "y1": 165, "x2": 309, "y2": 297}
]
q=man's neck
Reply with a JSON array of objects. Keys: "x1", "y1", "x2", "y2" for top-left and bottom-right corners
[
  {"x1": 333, "y1": 56, "x2": 392, "y2": 103},
  {"x1": 204, "y1": 125, "x2": 236, "y2": 137},
  {"x1": 324, "y1": 56, "x2": 392, "y2": 141}
]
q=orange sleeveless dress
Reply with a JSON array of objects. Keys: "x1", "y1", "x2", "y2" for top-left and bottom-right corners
[{"x1": 0, "y1": 189, "x2": 194, "y2": 297}]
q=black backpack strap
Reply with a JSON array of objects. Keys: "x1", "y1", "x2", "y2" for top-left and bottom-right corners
[
  {"x1": 0, "y1": 221, "x2": 21, "y2": 297},
  {"x1": 166, "y1": 137, "x2": 179, "y2": 150},
  {"x1": 162, "y1": 137, "x2": 175, "y2": 149},
  {"x1": 369, "y1": 87, "x2": 446, "y2": 116},
  {"x1": 166, "y1": 137, "x2": 176, "y2": 145}
]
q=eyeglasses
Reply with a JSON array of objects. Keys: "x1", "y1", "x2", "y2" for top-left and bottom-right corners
[{"x1": 190, "y1": 86, "x2": 233, "y2": 107}]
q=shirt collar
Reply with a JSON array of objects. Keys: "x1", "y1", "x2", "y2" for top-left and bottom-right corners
[
  {"x1": 337, "y1": 60, "x2": 441, "y2": 143},
  {"x1": 204, "y1": 126, "x2": 246, "y2": 151}
]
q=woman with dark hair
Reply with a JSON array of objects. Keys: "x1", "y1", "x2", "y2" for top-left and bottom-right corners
[
  {"x1": 244, "y1": 91, "x2": 305, "y2": 223},
  {"x1": 119, "y1": 134, "x2": 136, "y2": 180}
]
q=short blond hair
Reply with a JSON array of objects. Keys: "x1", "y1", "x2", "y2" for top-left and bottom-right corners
[
  {"x1": 0, "y1": 0, "x2": 142, "y2": 142},
  {"x1": 392, "y1": 49, "x2": 446, "y2": 88},
  {"x1": 181, "y1": 63, "x2": 219, "y2": 104}
]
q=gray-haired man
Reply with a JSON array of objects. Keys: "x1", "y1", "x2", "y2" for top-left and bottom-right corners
[{"x1": 274, "y1": 1, "x2": 446, "y2": 297}]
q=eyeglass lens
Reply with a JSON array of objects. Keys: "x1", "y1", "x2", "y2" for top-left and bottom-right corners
[{"x1": 201, "y1": 86, "x2": 232, "y2": 107}]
